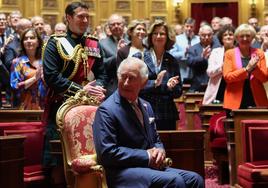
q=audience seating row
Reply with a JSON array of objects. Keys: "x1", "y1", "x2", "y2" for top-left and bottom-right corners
[{"x1": 0, "y1": 114, "x2": 45, "y2": 187}]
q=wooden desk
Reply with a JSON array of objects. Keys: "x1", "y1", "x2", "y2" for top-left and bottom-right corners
[
  {"x1": 174, "y1": 84, "x2": 191, "y2": 129},
  {"x1": 184, "y1": 92, "x2": 204, "y2": 129},
  {"x1": 0, "y1": 135, "x2": 25, "y2": 188},
  {"x1": 0, "y1": 110, "x2": 44, "y2": 122},
  {"x1": 225, "y1": 109, "x2": 268, "y2": 186},
  {"x1": 158, "y1": 130, "x2": 205, "y2": 178},
  {"x1": 199, "y1": 104, "x2": 223, "y2": 161}
]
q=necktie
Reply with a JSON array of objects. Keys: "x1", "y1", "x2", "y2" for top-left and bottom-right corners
[
  {"x1": 131, "y1": 102, "x2": 144, "y2": 126},
  {"x1": 187, "y1": 36, "x2": 191, "y2": 46},
  {"x1": 0, "y1": 35, "x2": 4, "y2": 46}
]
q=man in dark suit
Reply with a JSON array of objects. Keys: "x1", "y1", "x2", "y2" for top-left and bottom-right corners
[
  {"x1": 93, "y1": 57, "x2": 204, "y2": 188},
  {"x1": 99, "y1": 13, "x2": 128, "y2": 97},
  {"x1": 188, "y1": 24, "x2": 221, "y2": 92}
]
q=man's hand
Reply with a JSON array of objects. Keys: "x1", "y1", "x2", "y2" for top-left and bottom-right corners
[
  {"x1": 117, "y1": 38, "x2": 127, "y2": 50},
  {"x1": 202, "y1": 45, "x2": 211, "y2": 59},
  {"x1": 154, "y1": 70, "x2": 167, "y2": 87},
  {"x1": 167, "y1": 75, "x2": 180, "y2": 90},
  {"x1": 83, "y1": 80, "x2": 106, "y2": 101},
  {"x1": 147, "y1": 147, "x2": 166, "y2": 170}
]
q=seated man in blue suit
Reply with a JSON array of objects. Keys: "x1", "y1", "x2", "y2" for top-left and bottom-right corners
[{"x1": 93, "y1": 57, "x2": 204, "y2": 188}]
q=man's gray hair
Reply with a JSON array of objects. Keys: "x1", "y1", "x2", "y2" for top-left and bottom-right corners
[{"x1": 117, "y1": 57, "x2": 149, "y2": 79}]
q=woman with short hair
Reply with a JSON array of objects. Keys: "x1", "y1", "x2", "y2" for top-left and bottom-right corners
[{"x1": 223, "y1": 24, "x2": 268, "y2": 112}]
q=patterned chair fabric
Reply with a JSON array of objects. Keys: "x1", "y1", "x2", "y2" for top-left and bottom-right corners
[{"x1": 56, "y1": 90, "x2": 107, "y2": 188}]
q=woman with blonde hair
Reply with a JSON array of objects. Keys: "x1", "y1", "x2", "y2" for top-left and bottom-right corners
[
  {"x1": 116, "y1": 19, "x2": 147, "y2": 67},
  {"x1": 223, "y1": 24, "x2": 268, "y2": 113}
]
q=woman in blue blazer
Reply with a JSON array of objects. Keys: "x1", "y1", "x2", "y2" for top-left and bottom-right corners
[{"x1": 140, "y1": 20, "x2": 182, "y2": 130}]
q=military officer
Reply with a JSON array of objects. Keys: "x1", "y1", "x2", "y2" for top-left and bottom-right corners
[{"x1": 42, "y1": 1, "x2": 107, "y2": 186}]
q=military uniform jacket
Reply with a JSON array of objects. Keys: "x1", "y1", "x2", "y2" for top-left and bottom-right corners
[{"x1": 43, "y1": 29, "x2": 107, "y2": 98}]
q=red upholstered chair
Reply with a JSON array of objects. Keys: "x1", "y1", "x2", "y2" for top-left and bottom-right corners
[
  {"x1": 56, "y1": 90, "x2": 107, "y2": 188},
  {"x1": 209, "y1": 111, "x2": 228, "y2": 184},
  {"x1": 237, "y1": 120, "x2": 268, "y2": 188},
  {"x1": 4, "y1": 127, "x2": 45, "y2": 186}
]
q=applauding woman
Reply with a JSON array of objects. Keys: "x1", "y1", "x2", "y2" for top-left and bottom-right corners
[
  {"x1": 223, "y1": 24, "x2": 268, "y2": 112},
  {"x1": 140, "y1": 20, "x2": 182, "y2": 130},
  {"x1": 203, "y1": 25, "x2": 235, "y2": 104},
  {"x1": 117, "y1": 19, "x2": 147, "y2": 66},
  {"x1": 10, "y1": 28, "x2": 46, "y2": 109}
]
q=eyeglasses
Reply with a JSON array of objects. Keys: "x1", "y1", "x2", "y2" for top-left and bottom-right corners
[
  {"x1": 200, "y1": 33, "x2": 213, "y2": 38},
  {"x1": 109, "y1": 22, "x2": 123, "y2": 27},
  {"x1": 152, "y1": 32, "x2": 166, "y2": 36}
]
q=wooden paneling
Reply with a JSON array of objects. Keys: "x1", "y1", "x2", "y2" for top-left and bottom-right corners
[
  {"x1": 159, "y1": 130, "x2": 205, "y2": 178},
  {"x1": 225, "y1": 109, "x2": 268, "y2": 186},
  {"x1": 133, "y1": 0, "x2": 147, "y2": 19},
  {"x1": 0, "y1": 135, "x2": 25, "y2": 188},
  {"x1": 0, "y1": 110, "x2": 43, "y2": 122},
  {"x1": 0, "y1": 1, "x2": 262, "y2": 31}
]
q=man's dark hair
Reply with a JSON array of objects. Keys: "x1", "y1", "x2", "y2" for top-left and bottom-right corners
[
  {"x1": 65, "y1": 1, "x2": 88, "y2": 16},
  {"x1": 184, "y1": 17, "x2": 196, "y2": 25}
]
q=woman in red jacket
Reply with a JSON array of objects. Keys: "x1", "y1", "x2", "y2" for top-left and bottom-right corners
[{"x1": 223, "y1": 24, "x2": 268, "y2": 114}]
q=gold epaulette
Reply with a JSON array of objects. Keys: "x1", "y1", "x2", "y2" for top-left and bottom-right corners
[
  {"x1": 86, "y1": 34, "x2": 99, "y2": 41},
  {"x1": 50, "y1": 33, "x2": 67, "y2": 38}
]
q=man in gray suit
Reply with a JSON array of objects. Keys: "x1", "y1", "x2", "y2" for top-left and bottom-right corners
[{"x1": 99, "y1": 14, "x2": 128, "y2": 97}]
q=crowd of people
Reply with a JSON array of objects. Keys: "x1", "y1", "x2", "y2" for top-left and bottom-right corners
[
  {"x1": 1, "y1": 1, "x2": 268, "y2": 187},
  {"x1": 0, "y1": 10, "x2": 67, "y2": 109}
]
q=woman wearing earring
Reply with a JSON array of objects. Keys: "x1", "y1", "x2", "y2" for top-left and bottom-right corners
[
  {"x1": 10, "y1": 28, "x2": 46, "y2": 109},
  {"x1": 117, "y1": 19, "x2": 147, "y2": 66},
  {"x1": 140, "y1": 20, "x2": 182, "y2": 130}
]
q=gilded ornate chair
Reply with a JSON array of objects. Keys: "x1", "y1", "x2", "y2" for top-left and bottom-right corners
[{"x1": 56, "y1": 90, "x2": 107, "y2": 188}]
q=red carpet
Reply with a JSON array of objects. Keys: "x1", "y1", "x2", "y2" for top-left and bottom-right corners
[
  {"x1": 205, "y1": 164, "x2": 230, "y2": 188},
  {"x1": 205, "y1": 178, "x2": 230, "y2": 188}
]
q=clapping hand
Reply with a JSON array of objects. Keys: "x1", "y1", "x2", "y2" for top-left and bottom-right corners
[
  {"x1": 246, "y1": 54, "x2": 259, "y2": 72},
  {"x1": 117, "y1": 38, "x2": 127, "y2": 50},
  {"x1": 35, "y1": 66, "x2": 42, "y2": 80},
  {"x1": 167, "y1": 76, "x2": 180, "y2": 90},
  {"x1": 83, "y1": 80, "x2": 106, "y2": 101},
  {"x1": 202, "y1": 45, "x2": 212, "y2": 59},
  {"x1": 154, "y1": 70, "x2": 167, "y2": 87}
]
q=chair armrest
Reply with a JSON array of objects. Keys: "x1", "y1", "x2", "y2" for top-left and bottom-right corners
[{"x1": 71, "y1": 154, "x2": 105, "y2": 174}]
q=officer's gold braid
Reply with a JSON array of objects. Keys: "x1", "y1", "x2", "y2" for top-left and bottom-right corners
[
  {"x1": 68, "y1": 48, "x2": 84, "y2": 80},
  {"x1": 55, "y1": 40, "x2": 84, "y2": 80}
]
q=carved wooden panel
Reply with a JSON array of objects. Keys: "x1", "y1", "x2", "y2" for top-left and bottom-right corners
[
  {"x1": 83, "y1": 0, "x2": 95, "y2": 10},
  {"x1": 151, "y1": 1, "x2": 166, "y2": 12},
  {"x1": 116, "y1": 1, "x2": 130, "y2": 11},
  {"x1": 99, "y1": 1, "x2": 110, "y2": 21},
  {"x1": 3, "y1": 0, "x2": 17, "y2": 6},
  {"x1": 134, "y1": 1, "x2": 147, "y2": 19},
  {"x1": 151, "y1": 15, "x2": 167, "y2": 22},
  {"x1": 265, "y1": 0, "x2": 268, "y2": 8},
  {"x1": 43, "y1": 0, "x2": 58, "y2": 9},
  {"x1": 122, "y1": 15, "x2": 131, "y2": 25},
  {"x1": 43, "y1": 14, "x2": 58, "y2": 30}
]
